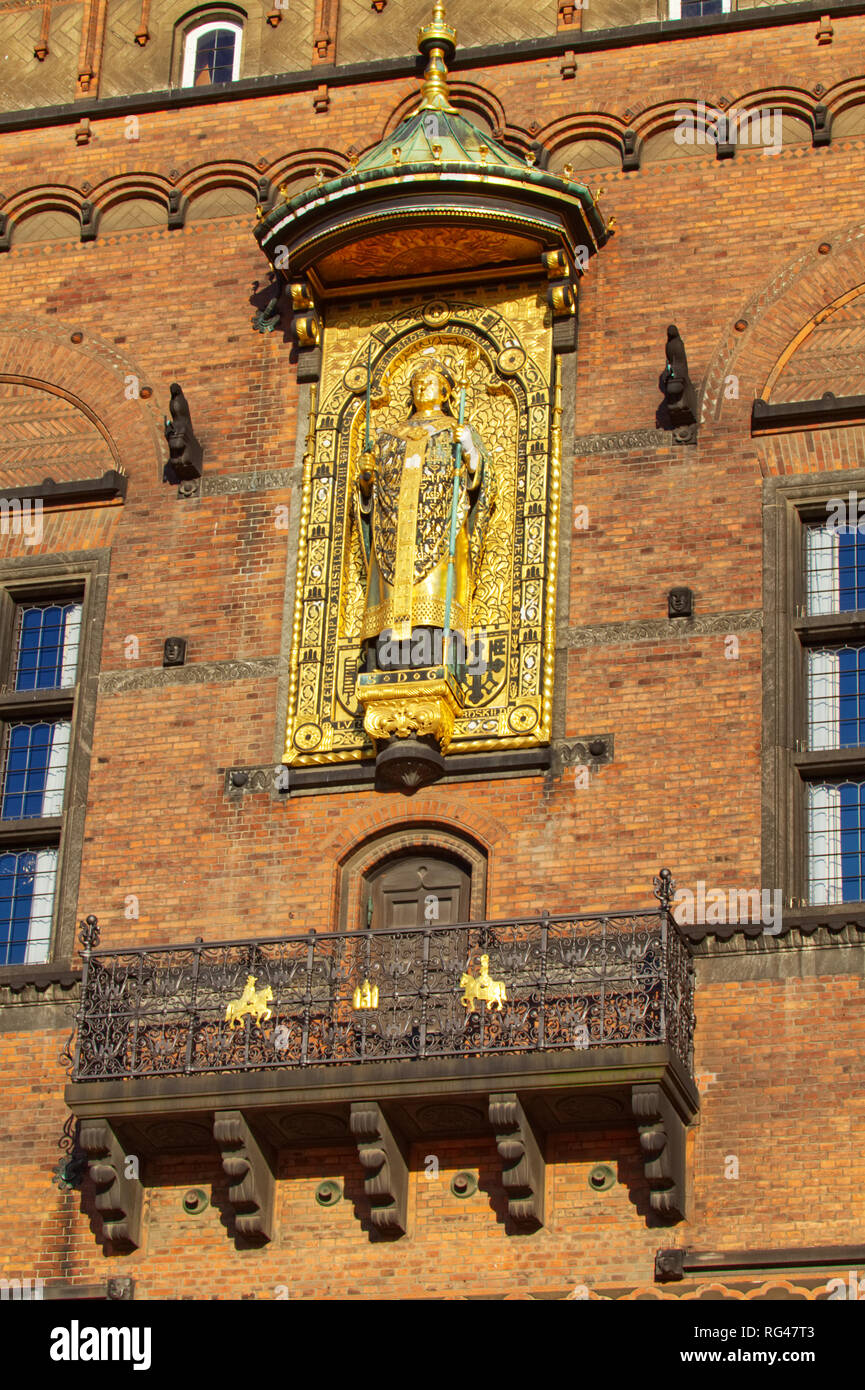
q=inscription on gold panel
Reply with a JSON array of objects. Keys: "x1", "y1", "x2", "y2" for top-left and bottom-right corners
[{"x1": 284, "y1": 285, "x2": 560, "y2": 765}]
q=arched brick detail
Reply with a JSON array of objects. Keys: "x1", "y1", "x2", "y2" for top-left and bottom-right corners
[
  {"x1": 539, "y1": 112, "x2": 628, "y2": 154},
  {"x1": 336, "y1": 824, "x2": 489, "y2": 933},
  {"x1": 319, "y1": 796, "x2": 504, "y2": 933},
  {"x1": 0, "y1": 316, "x2": 165, "y2": 486},
  {"x1": 699, "y1": 223, "x2": 865, "y2": 476},
  {"x1": 180, "y1": 159, "x2": 262, "y2": 201}
]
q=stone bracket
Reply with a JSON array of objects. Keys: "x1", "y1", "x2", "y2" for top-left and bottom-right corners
[
  {"x1": 350, "y1": 1101, "x2": 408, "y2": 1235},
  {"x1": 289, "y1": 279, "x2": 322, "y2": 382},
  {"x1": 489, "y1": 1091, "x2": 545, "y2": 1228},
  {"x1": 213, "y1": 1109, "x2": 275, "y2": 1243},
  {"x1": 79, "y1": 1118, "x2": 144, "y2": 1250},
  {"x1": 631, "y1": 1082, "x2": 688, "y2": 1222}
]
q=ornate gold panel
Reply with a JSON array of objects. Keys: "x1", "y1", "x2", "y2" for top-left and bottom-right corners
[
  {"x1": 283, "y1": 285, "x2": 559, "y2": 765},
  {"x1": 316, "y1": 228, "x2": 544, "y2": 285}
]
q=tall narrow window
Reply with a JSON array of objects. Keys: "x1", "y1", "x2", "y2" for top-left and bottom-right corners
[
  {"x1": 801, "y1": 524, "x2": 865, "y2": 905},
  {"x1": 0, "y1": 597, "x2": 81, "y2": 965},
  {"x1": 181, "y1": 20, "x2": 242, "y2": 87}
]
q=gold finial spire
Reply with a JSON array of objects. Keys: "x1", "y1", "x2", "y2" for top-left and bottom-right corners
[{"x1": 416, "y1": 1, "x2": 457, "y2": 114}]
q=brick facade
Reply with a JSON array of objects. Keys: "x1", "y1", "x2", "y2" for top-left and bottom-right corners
[{"x1": 0, "y1": 0, "x2": 863, "y2": 1303}]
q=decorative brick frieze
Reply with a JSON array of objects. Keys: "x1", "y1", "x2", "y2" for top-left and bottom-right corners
[
  {"x1": 179, "y1": 468, "x2": 296, "y2": 500},
  {"x1": 558, "y1": 611, "x2": 762, "y2": 650},
  {"x1": 573, "y1": 428, "x2": 671, "y2": 454},
  {"x1": 99, "y1": 658, "x2": 281, "y2": 696}
]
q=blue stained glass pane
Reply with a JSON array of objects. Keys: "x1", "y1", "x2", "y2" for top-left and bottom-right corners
[
  {"x1": 0, "y1": 722, "x2": 68, "y2": 820},
  {"x1": 195, "y1": 29, "x2": 236, "y2": 84},
  {"x1": 15, "y1": 603, "x2": 80, "y2": 691},
  {"x1": 0, "y1": 847, "x2": 56, "y2": 965},
  {"x1": 836, "y1": 530, "x2": 865, "y2": 612},
  {"x1": 840, "y1": 782, "x2": 865, "y2": 900},
  {"x1": 0, "y1": 850, "x2": 36, "y2": 966}
]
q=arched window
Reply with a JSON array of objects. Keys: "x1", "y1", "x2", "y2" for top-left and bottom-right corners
[{"x1": 181, "y1": 19, "x2": 242, "y2": 87}]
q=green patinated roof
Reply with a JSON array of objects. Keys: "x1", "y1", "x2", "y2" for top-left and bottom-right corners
[
  {"x1": 355, "y1": 106, "x2": 530, "y2": 176},
  {"x1": 254, "y1": 0, "x2": 608, "y2": 250}
]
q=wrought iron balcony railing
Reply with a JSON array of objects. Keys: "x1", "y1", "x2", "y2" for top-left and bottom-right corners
[{"x1": 70, "y1": 877, "x2": 694, "y2": 1083}]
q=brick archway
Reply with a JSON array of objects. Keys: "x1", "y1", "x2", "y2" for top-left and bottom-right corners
[
  {"x1": 333, "y1": 819, "x2": 491, "y2": 934},
  {"x1": 0, "y1": 316, "x2": 165, "y2": 486},
  {"x1": 701, "y1": 222, "x2": 865, "y2": 429}
]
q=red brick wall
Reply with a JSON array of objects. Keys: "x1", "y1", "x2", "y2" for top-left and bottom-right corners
[{"x1": 0, "y1": 13, "x2": 864, "y2": 1297}]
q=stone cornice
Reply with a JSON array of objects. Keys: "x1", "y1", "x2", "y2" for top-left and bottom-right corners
[{"x1": 0, "y1": 0, "x2": 860, "y2": 133}]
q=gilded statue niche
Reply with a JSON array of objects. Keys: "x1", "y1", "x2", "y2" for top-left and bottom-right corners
[{"x1": 284, "y1": 287, "x2": 560, "y2": 766}]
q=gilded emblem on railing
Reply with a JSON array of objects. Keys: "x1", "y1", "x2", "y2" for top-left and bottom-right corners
[
  {"x1": 352, "y1": 978, "x2": 379, "y2": 1010},
  {"x1": 459, "y1": 954, "x2": 507, "y2": 1011},
  {"x1": 225, "y1": 975, "x2": 274, "y2": 1030}
]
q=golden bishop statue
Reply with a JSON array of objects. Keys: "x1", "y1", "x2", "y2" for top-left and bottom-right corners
[{"x1": 353, "y1": 354, "x2": 496, "y2": 674}]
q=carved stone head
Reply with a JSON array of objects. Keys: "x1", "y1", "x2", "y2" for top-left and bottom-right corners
[{"x1": 163, "y1": 637, "x2": 187, "y2": 667}]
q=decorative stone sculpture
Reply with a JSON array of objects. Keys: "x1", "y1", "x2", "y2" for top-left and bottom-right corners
[
  {"x1": 659, "y1": 324, "x2": 698, "y2": 444},
  {"x1": 163, "y1": 382, "x2": 203, "y2": 484}
]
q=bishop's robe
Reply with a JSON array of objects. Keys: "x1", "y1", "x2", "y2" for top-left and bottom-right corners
[{"x1": 355, "y1": 411, "x2": 493, "y2": 647}]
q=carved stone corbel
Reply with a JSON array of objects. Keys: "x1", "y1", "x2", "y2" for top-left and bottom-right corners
[
  {"x1": 79, "y1": 1119, "x2": 143, "y2": 1250},
  {"x1": 213, "y1": 1110, "x2": 275, "y2": 1243},
  {"x1": 167, "y1": 188, "x2": 187, "y2": 231},
  {"x1": 631, "y1": 1083, "x2": 688, "y2": 1222},
  {"x1": 79, "y1": 200, "x2": 98, "y2": 243},
  {"x1": 290, "y1": 279, "x2": 322, "y2": 382},
  {"x1": 489, "y1": 1092, "x2": 545, "y2": 1228},
  {"x1": 812, "y1": 104, "x2": 832, "y2": 146},
  {"x1": 542, "y1": 249, "x2": 577, "y2": 354},
  {"x1": 350, "y1": 1102, "x2": 408, "y2": 1235},
  {"x1": 621, "y1": 128, "x2": 640, "y2": 171}
]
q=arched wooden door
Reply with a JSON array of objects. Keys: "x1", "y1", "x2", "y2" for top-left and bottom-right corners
[{"x1": 364, "y1": 853, "x2": 471, "y2": 929}]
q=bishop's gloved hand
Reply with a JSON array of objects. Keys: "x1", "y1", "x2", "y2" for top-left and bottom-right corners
[
  {"x1": 358, "y1": 450, "x2": 376, "y2": 498},
  {"x1": 456, "y1": 425, "x2": 479, "y2": 471}
]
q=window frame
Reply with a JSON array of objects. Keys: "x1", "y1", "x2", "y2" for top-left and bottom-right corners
[
  {"x1": 180, "y1": 18, "x2": 242, "y2": 88},
  {"x1": 763, "y1": 471, "x2": 865, "y2": 911},
  {"x1": 668, "y1": 0, "x2": 731, "y2": 18},
  {"x1": 0, "y1": 553, "x2": 108, "y2": 974}
]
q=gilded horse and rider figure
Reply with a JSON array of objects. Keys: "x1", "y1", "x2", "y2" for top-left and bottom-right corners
[{"x1": 225, "y1": 975, "x2": 274, "y2": 1030}]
